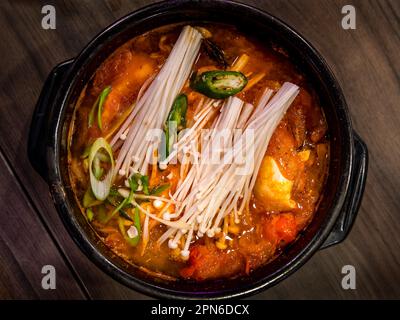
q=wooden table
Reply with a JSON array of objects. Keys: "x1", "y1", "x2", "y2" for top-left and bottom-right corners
[{"x1": 0, "y1": 0, "x2": 399, "y2": 299}]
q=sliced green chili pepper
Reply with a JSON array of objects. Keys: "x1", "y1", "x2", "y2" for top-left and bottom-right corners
[
  {"x1": 167, "y1": 94, "x2": 188, "y2": 130},
  {"x1": 190, "y1": 70, "x2": 247, "y2": 99},
  {"x1": 88, "y1": 86, "x2": 111, "y2": 130},
  {"x1": 118, "y1": 207, "x2": 141, "y2": 246},
  {"x1": 165, "y1": 94, "x2": 188, "y2": 156}
]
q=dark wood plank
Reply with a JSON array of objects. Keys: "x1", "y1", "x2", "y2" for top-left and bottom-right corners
[
  {"x1": 0, "y1": 0, "x2": 152, "y2": 299},
  {"x1": 248, "y1": 0, "x2": 400, "y2": 299},
  {"x1": 0, "y1": 0, "x2": 399, "y2": 299},
  {"x1": 0, "y1": 149, "x2": 86, "y2": 299}
]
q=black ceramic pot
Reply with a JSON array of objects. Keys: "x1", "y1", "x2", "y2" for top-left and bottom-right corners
[{"x1": 28, "y1": 0, "x2": 368, "y2": 299}]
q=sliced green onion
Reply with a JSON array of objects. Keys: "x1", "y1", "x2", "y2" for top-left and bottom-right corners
[
  {"x1": 80, "y1": 144, "x2": 92, "y2": 159},
  {"x1": 141, "y1": 175, "x2": 149, "y2": 195},
  {"x1": 88, "y1": 86, "x2": 111, "y2": 130},
  {"x1": 118, "y1": 207, "x2": 141, "y2": 246},
  {"x1": 129, "y1": 174, "x2": 140, "y2": 192},
  {"x1": 97, "y1": 86, "x2": 111, "y2": 131},
  {"x1": 109, "y1": 187, "x2": 119, "y2": 197},
  {"x1": 93, "y1": 156, "x2": 104, "y2": 179},
  {"x1": 132, "y1": 207, "x2": 141, "y2": 244},
  {"x1": 83, "y1": 188, "x2": 102, "y2": 208},
  {"x1": 128, "y1": 173, "x2": 149, "y2": 194},
  {"x1": 105, "y1": 175, "x2": 138, "y2": 223},
  {"x1": 119, "y1": 209, "x2": 133, "y2": 221},
  {"x1": 83, "y1": 158, "x2": 89, "y2": 171},
  {"x1": 96, "y1": 150, "x2": 111, "y2": 163},
  {"x1": 150, "y1": 183, "x2": 170, "y2": 196},
  {"x1": 106, "y1": 195, "x2": 132, "y2": 221},
  {"x1": 89, "y1": 137, "x2": 115, "y2": 201},
  {"x1": 86, "y1": 208, "x2": 94, "y2": 222},
  {"x1": 109, "y1": 196, "x2": 130, "y2": 219}
]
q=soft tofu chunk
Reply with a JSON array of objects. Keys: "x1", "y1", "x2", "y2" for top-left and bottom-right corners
[{"x1": 254, "y1": 156, "x2": 296, "y2": 211}]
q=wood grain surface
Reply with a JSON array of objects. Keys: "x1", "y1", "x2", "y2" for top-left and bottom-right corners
[{"x1": 0, "y1": 0, "x2": 399, "y2": 299}]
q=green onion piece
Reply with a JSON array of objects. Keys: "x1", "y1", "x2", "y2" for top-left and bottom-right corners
[
  {"x1": 80, "y1": 144, "x2": 92, "y2": 159},
  {"x1": 97, "y1": 86, "x2": 111, "y2": 131},
  {"x1": 119, "y1": 209, "x2": 133, "y2": 221},
  {"x1": 93, "y1": 156, "x2": 104, "y2": 179},
  {"x1": 168, "y1": 94, "x2": 188, "y2": 130},
  {"x1": 129, "y1": 174, "x2": 140, "y2": 192},
  {"x1": 150, "y1": 183, "x2": 170, "y2": 195},
  {"x1": 118, "y1": 207, "x2": 141, "y2": 246},
  {"x1": 83, "y1": 158, "x2": 89, "y2": 171},
  {"x1": 165, "y1": 94, "x2": 188, "y2": 156},
  {"x1": 89, "y1": 137, "x2": 115, "y2": 201},
  {"x1": 88, "y1": 86, "x2": 111, "y2": 129},
  {"x1": 129, "y1": 173, "x2": 150, "y2": 194},
  {"x1": 190, "y1": 70, "x2": 247, "y2": 99},
  {"x1": 132, "y1": 207, "x2": 141, "y2": 241},
  {"x1": 83, "y1": 188, "x2": 102, "y2": 208},
  {"x1": 141, "y1": 175, "x2": 149, "y2": 195},
  {"x1": 96, "y1": 150, "x2": 111, "y2": 163},
  {"x1": 107, "y1": 196, "x2": 132, "y2": 221},
  {"x1": 109, "y1": 187, "x2": 119, "y2": 197},
  {"x1": 105, "y1": 175, "x2": 138, "y2": 223},
  {"x1": 86, "y1": 208, "x2": 94, "y2": 222},
  {"x1": 110, "y1": 196, "x2": 129, "y2": 219}
]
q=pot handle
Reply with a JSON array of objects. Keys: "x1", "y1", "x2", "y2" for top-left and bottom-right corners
[
  {"x1": 320, "y1": 132, "x2": 368, "y2": 249},
  {"x1": 28, "y1": 59, "x2": 74, "y2": 182}
]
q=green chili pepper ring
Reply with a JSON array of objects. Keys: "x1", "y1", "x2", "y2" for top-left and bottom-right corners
[{"x1": 190, "y1": 70, "x2": 248, "y2": 99}]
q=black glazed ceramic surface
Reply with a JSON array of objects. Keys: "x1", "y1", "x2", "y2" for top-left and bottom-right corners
[{"x1": 28, "y1": 0, "x2": 368, "y2": 299}]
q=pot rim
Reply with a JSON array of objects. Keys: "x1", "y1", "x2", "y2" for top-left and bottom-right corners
[{"x1": 46, "y1": 0, "x2": 353, "y2": 299}]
